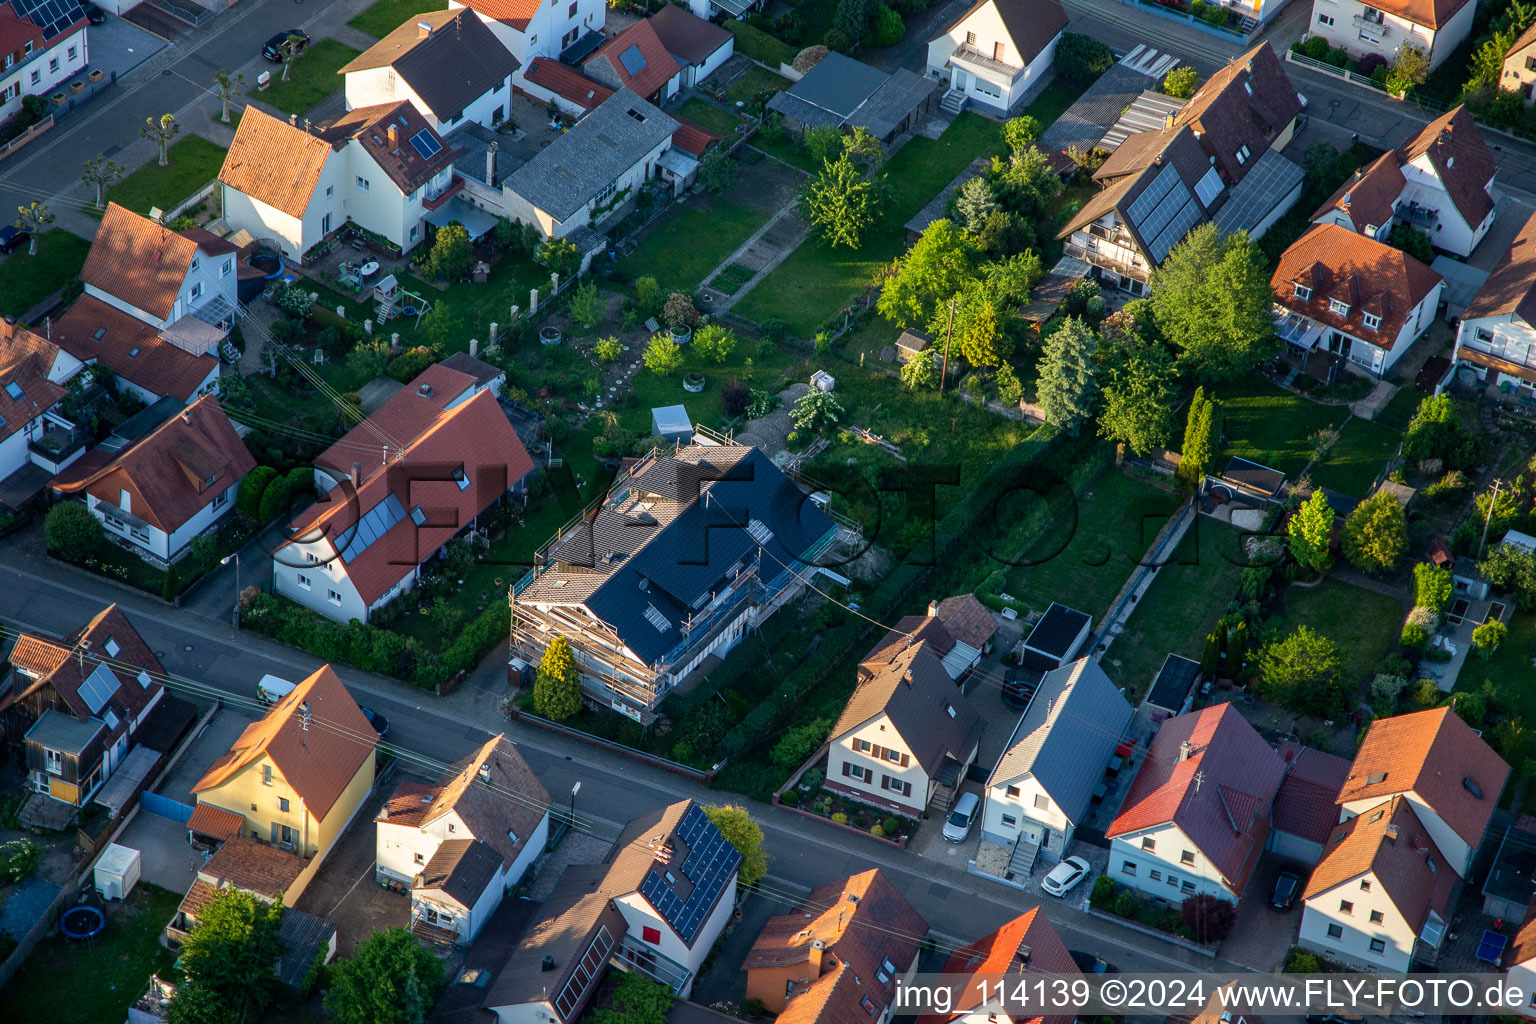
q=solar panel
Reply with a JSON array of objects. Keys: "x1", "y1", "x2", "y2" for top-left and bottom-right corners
[
  {"x1": 336, "y1": 494, "x2": 407, "y2": 562},
  {"x1": 638, "y1": 806, "x2": 742, "y2": 944},
  {"x1": 12, "y1": 0, "x2": 83, "y2": 38},
  {"x1": 79, "y1": 663, "x2": 120, "y2": 715},
  {"x1": 618, "y1": 44, "x2": 647, "y2": 76},
  {"x1": 1125, "y1": 163, "x2": 1178, "y2": 228},
  {"x1": 1194, "y1": 166, "x2": 1224, "y2": 208},
  {"x1": 408, "y1": 129, "x2": 442, "y2": 160}
]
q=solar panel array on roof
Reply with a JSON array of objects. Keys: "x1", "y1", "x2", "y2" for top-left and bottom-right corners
[
  {"x1": 80, "y1": 663, "x2": 121, "y2": 715},
  {"x1": 638, "y1": 804, "x2": 741, "y2": 944},
  {"x1": 336, "y1": 494, "x2": 407, "y2": 563},
  {"x1": 1127, "y1": 163, "x2": 1204, "y2": 264},
  {"x1": 408, "y1": 129, "x2": 442, "y2": 160},
  {"x1": 13, "y1": 0, "x2": 83, "y2": 38},
  {"x1": 1193, "y1": 166, "x2": 1224, "y2": 207},
  {"x1": 618, "y1": 44, "x2": 647, "y2": 76}
]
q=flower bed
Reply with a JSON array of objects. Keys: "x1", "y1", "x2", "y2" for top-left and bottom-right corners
[{"x1": 773, "y1": 760, "x2": 918, "y2": 847}]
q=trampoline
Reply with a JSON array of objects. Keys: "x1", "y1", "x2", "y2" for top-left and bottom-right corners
[
  {"x1": 1477, "y1": 930, "x2": 1508, "y2": 964},
  {"x1": 60, "y1": 904, "x2": 105, "y2": 941}
]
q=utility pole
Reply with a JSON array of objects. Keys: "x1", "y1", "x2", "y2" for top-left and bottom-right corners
[
  {"x1": 939, "y1": 299, "x2": 956, "y2": 398},
  {"x1": 1477, "y1": 479, "x2": 1503, "y2": 558}
]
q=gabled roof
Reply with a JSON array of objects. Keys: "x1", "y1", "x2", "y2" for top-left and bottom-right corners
[
  {"x1": 1172, "y1": 43, "x2": 1301, "y2": 185},
  {"x1": 451, "y1": 0, "x2": 540, "y2": 30},
  {"x1": 320, "y1": 100, "x2": 461, "y2": 196},
  {"x1": 439, "y1": 350, "x2": 504, "y2": 388},
  {"x1": 422, "y1": 734, "x2": 551, "y2": 870},
  {"x1": 3, "y1": 0, "x2": 83, "y2": 42},
  {"x1": 831, "y1": 643, "x2": 983, "y2": 777},
  {"x1": 1106, "y1": 703, "x2": 1285, "y2": 896},
  {"x1": 866, "y1": 615, "x2": 956, "y2": 664},
  {"x1": 51, "y1": 294, "x2": 218, "y2": 402},
  {"x1": 186, "y1": 802, "x2": 246, "y2": 842},
  {"x1": 377, "y1": 780, "x2": 443, "y2": 828},
  {"x1": 671, "y1": 117, "x2": 722, "y2": 157},
  {"x1": 1508, "y1": 19, "x2": 1536, "y2": 59},
  {"x1": 420, "y1": 837, "x2": 504, "y2": 907},
  {"x1": 930, "y1": 0, "x2": 1068, "y2": 68},
  {"x1": 282, "y1": 383, "x2": 533, "y2": 606},
  {"x1": 0, "y1": 347, "x2": 65, "y2": 442},
  {"x1": 988, "y1": 658, "x2": 1133, "y2": 824},
  {"x1": 1272, "y1": 741, "x2": 1352, "y2": 846},
  {"x1": 775, "y1": 50, "x2": 887, "y2": 121},
  {"x1": 192, "y1": 664, "x2": 377, "y2": 820},
  {"x1": 1337, "y1": 706, "x2": 1509, "y2": 853},
  {"x1": 604, "y1": 799, "x2": 739, "y2": 945},
  {"x1": 583, "y1": 17, "x2": 681, "y2": 101},
  {"x1": 219, "y1": 107, "x2": 336, "y2": 220},
  {"x1": 1310, "y1": 151, "x2": 1405, "y2": 234},
  {"x1": 1397, "y1": 106, "x2": 1496, "y2": 230},
  {"x1": 1367, "y1": 0, "x2": 1471, "y2": 29},
  {"x1": 1272, "y1": 223, "x2": 1442, "y2": 347},
  {"x1": 80, "y1": 204, "x2": 211, "y2": 322},
  {"x1": 0, "y1": 2, "x2": 43, "y2": 55},
  {"x1": 53, "y1": 394, "x2": 254, "y2": 535},
  {"x1": 1303, "y1": 796, "x2": 1455, "y2": 933},
  {"x1": 197, "y1": 835, "x2": 307, "y2": 899},
  {"x1": 505, "y1": 88, "x2": 677, "y2": 223},
  {"x1": 916, "y1": 908, "x2": 1079, "y2": 1024},
  {"x1": 746, "y1": 869, "x2": 927, "y2": 1024},
  {"x1": 649, "y1": 4, "x2": 732, "y2": 66},
  {"x1": 934, "y1": 594, "x2": 997, "y2": 650},
  {"x1": 6, "y1": 633, "x2": 70, "y2": 678},
  {"x1": 11, "y1": 604, "x2": 164, "y2": 729},
  {"x1": 314, "y1": 361, "x2": 478, "y2": 483},
  {"x1": 523, "y1": 56, "x2": 614, "y2": 111},
  {"x1": 339, "y1": 10, "x2": 520, "y2": 123},
  {"x1": 1463, "y1": 208, "x2": 1536, "y2": 323},
  {"x1": 486, "y1": 862, "x2": 626, "y2": 1013}
]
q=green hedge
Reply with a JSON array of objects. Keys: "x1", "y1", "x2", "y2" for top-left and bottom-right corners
[{"x1": 725, "y1": 19, "x2": 795, "y2": 68}]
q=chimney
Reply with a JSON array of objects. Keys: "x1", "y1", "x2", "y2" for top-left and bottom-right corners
[
  {"x1": 926, "y1": 600, "x2": 938, "y2": 618},
  {"x1": 1179, "y1": 740, "x2": 1194, "y2": 761},
  {"x1": 1164, "y1": 111, "x2": 1175, "y2": 130},
  {"x1": 478, "y1": 763, "x2": 491, "y2": 783},
  {"x1": 417, "y1": 19, "x2": 434, "y2": 37},
  {"x1": 289, "y1": 113, "x2": 297, "y2": 126},
  {"x1": 387, "y1": 124, "x2": 399, "y2": 150},
  {"x1": 486, "y1": 140, "x2": 498, "y2": 185},
  {"x1": 541, "y1": 955, "x2": 556, "y2": 972},
  {"x1": 1018, "y1": 944, "x2": 1032, "y2": 966},
  {"x1": 1385, "y1": 823, "x2": 1400, "y2": 844},
  {"x1": 351, "y1": 461, "x2": 361, "y2": 488}
]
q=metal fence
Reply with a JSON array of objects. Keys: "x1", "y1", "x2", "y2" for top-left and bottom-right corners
[{"x1": 140, "y1": 790, "x2": 195, "y2": 824}]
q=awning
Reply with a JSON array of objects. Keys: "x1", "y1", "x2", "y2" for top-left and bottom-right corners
[
  {"x1": 94, "y1": 745, "x2": 161, "y2": 816},
  {"x1": 423, "y1": 198, "x2": 499, "y2": 240}
]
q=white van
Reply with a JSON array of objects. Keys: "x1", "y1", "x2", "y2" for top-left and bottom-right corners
[{"x1": 256, "y1": 674, "x2": 297, "y2": 706}]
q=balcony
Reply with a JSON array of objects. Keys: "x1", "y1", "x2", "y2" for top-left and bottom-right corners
[
  {"x1": 950, "y1": 43, "x2": 1021, "y2": 79},
  {"x1": 617, "y1": 933, "x2": 693, "y2": 993},
  {"x1": 1064, "y1": 240, "x2": 1148, "y2": 284},
  {"x1": 28, "y1": 424, "x2": 86, "y2": 469},
  {"x1": 422, "y1": 176, "x2": 464, "y2": 211},
  {"x1": 1275, "y1": 309, "x2": 1324, "y2": 349},
  {"x1": 1352, "y1": 12, "x2": 1389, "y2": 35},
  {"x1": 1397, "y1": 201, "x2": 1436, "y2": 228}
]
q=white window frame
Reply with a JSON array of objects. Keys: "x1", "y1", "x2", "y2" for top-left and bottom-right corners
[
  {"x1": 1293, "y1": 284, "x2": 1312, "y2": 301},
  {"x1": 356, "y1": 176, "x2": 370, "y2": 192},
  {"x1": 1329, "y1": 298, "x2": 1350, "y2": 316},
  {"x1": 44, "y1": 747, "x2": 63, "y2": 775},
  {"x1": 1362, "y1": 312, "x2": 1381, "y2": 330}
]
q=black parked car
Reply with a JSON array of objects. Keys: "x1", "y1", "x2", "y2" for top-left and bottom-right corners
[
  {"x1": 359, "y1": 706, "x2": 390, "y2": 739},
  {"x1": 262, "y1": 28, "x2": 310, "y2": 62},
  {"x1": 80, "y1": 1, "x2": 106, "y2": 23},
  {"x1": 1270, "y1": 870, "x2": 1302, "y2": 911},
  {"x1": 1002, "y1": 668, "x2": 1036, "y2": 709},
  {"x1": 0, "y1": 226, "x2": 30, "y2": 254},
  {"x1": 1070, "y1": 950, "x2": 1116, "y2": 974}
]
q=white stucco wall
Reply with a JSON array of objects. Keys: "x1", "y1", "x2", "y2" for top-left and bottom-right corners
[
  {"x1": 503, "y1": 135, "x2": 669, "y2": 239},
  {"x1": 345, "y1": 65, "x2": 511, "y2": 132},
  {"x1": 1298, "y1": 876, "x2": 1420, "y2": 972},
  {"x1": 827, "y1": 718, "x2": 930, "y2": 816},
  {"x1": 1341, "y1": 793, "x2": 1472, "y2": 876},
  {"x1": 1109, "y1": 826, "x2": 1239, "y2": 902},
  {"x1": 453, "y1": 0, "x2": 603, "y2": 64},
  {"x1": 924, "y1": 2, "x2": 1057, "y2": 112},
  {"x1": 273, "y1": 530, "x2": 374, "y2": 623},
  {"x1": 981, "y1": 774, "x2": 1074, "y2": 862},
  {"x1": 0, "y1": 25, "x2": 87, "y2": 126},
  {"x1": 613, "y1": 871, "x2": 734, "y2": 997}
]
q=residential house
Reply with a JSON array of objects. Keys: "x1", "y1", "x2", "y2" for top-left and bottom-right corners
[
  {"x1": 1335, "y1": 705, "x2": 1509, "y2": 878},
  {"x1": 0, "y1": 320, "x2": 82, "y2": 486},
  {"x1": 1505, "y1": 22, "x2": 1536, "y2": 101},
  {"x1": 1106, "y1": 703, "x2": 1287, "y2": 902},
  {"x1": 582, "y1": 17, "x2": 682, "y2": 105},
  {"x1": 191, "y1": 664, "x2": 377, "y2": 862},
  {"x1": 50, "y1": 395, "x2": 254, "y2": 563},
  {"x1": 865, "y1": 593, "x2": 998, "y2": 681},
  {"x1": 0, "y1": 0, "x2": 87, "y2": 130},
  {"x1": 484, "y1": 799, "x2": 738, "y2": 1019},
  {"x1": 648, "y1": 5, "x2": 733, "y2": 88},
  {"x1": 1269, "y1": 740, "x2": 1353, "y2": 865},
  {"x1": 50, "y1": 297, "x2": 220, "y2": 407},
  {"x1": 518, "y1": 53, "x2": 615, "y2": 115},
  {"x1": 915, "y1": 907, "x2": 1081, "y2": 1024},
  {"x1": 1311, "y1": 106, "x2": 1496, "y2": 257},
  {"x1": 1019, "y1": 602, "x2": 1091, "y2": 674},
  {"x1": 272, "y1": 363, "x2": 533, "y2": 624},
  {"x1": 4, "y1": 604, "x2": 164, "y2": 810},
  {"x1": 510, "y1": 439, "x2": 836, "y2": 723},
  {"x1": 374, "y1": 734, "x2": 551, "y2": 945},
  {"x1": 923, "y1": 0, "x2": 1067, "y2": 115},
  {"x1": 339, "y1": 10, "x2": 520, "y2": 133},
  {"x1": 165, "y1": 835, "x2": 325, "y2": 940},
  {"x1": 981, "y1": 658, "x2": 1134, "y2": 871},
  {"x1": 1481, "y1": 814, "x2": 1536, "y2": 920},
  {"x1": 1298, "y1": 795, "x2": 1455, "y2": 970},
  {"x1": 440, "y1": 350, "x2": 507, "y2": 397},
  {"x1": 1270, "y1": 222, "x2": 1444, "y2": 378},
  {"x1": 220, "y1": 102, "x2": 460, "y2": 262},
  {"x1": 825, "y1": 641, "x2": 983, "y2": 819},
  {"x1": 450, "y1": 0, "x2": 604, "y2": 67},
  {"x1": 1452, "y1": 208, "x2": 1536, "y2": 392},
  {"x1": 742, "y1": 869, "x2": 926, "y2": 1021},
  {"x1": 767, "y1": 52, "x2": 939, "y2": 143},
  {"x1": 1506, "y1": 907, "x2": 1536, "y2": 1013},
  {"x1": 1306, "y1": 0, "x2": 1476, "y2": 70}
]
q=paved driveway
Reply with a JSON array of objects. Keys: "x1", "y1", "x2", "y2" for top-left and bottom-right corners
[{"x1": 1222, "y1": 855, "x2": 1304, "y2": 969}]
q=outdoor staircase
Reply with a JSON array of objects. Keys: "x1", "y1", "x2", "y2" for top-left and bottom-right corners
[
  {"x1": 1238, "y1": 13, "x2": 1260, "y2": 32},
  {"x1": 939, "y1": 88, "x2": 967, "y2": 114},
  {"x1": 1007, "y1": 837, "x2": 1040, "y2": 878},
  {"x1": 376, "y1": 292, "x2": 397, "y2": 324},
  {"x1": 927, "y1": 781, "x2": 957, "y2": 818}
]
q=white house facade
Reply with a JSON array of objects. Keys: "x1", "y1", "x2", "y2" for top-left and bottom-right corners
[
  {"x1": 925, "y1": 0, "x2": 1067, "y2": 114},
  {"x1": 1454, "y1": 208, "x2": 1536, "y2": 392},
  {"x1": 0, "y1": 8, "x2": 86, "y2": 128},
  {"x1": 449, "y1": 0, "x2": 604, "y2": 66},
  {"x1": 1306, "y1": 0, "x2": 1476, "y2": 70}
]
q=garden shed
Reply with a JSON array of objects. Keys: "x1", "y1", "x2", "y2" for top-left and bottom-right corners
[
  {"x1": 94, "y1": 843, "x2": 141, "y2": 901},
  {"x1": 651, "y1": 404, "x2": 693, "y2": 442}
]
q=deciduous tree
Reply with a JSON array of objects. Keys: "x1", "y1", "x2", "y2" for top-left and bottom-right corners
[
  {"x1": 1343, "y1": 491, "x2": 1407, "y2": 574},
  {"x1": 1098, "y1": 341, "x2": 1175, "y2": 456},
  {"x1": 1287, "y1": 489, "x2": 1335, "y2": 575},
  {"x1": 1413, "y1": 562, "x2": 1454, "y2": 612},
  {"x1": 789, "y1": 387, "x2": 843, "y2": 432},
  {"x1": 698, "y1": 147, "x2": 738, "y2": 194},
  {"x1": 877, "y1": 218, "x2": 975, "y2": 328},
  {"x1": 1473, "y1": 619, "x2": 1508, "y2": 658},
  {"x1": 703, "y1": 804, "x2": 767, "y2": 886},
  {"x1": 592, "y1": 969, "x2": 675, "y2": 1024},
  {"x1": 568, "y1": 280, "x2": 605, "y2": 329},
  {"x1": 1150, "y1": 224, "x2": 1276, "y2": 380},
  {"x1": 799, "y1": 152, "x2": 883, "y2": 249},
  {"x1": 1180, "y1": 893, "x2": 1236, "y2": 942},
  {"x1": 1002, "y1": 115, "x2": 1041, "y2": 158},
  {"x1": 81, "y1": 155, "x2": 123, "y2": 208},
  {"x1": 212, "y1": 68, "x2": 244, "y2": 124},
  {"x1": 533, "y1": 635, "x2": 583, "y2": 720},
  {"x1": 1256, "y1": 625, "x2": 1348, "y2": 718},
  {"x1": 141, "y1": 113, "x2": 179, "y2": 167},
  {"x1": 324, "y1": 927, "x2": 445, "y2": 1024},
  {"x1": 1162, "y1": 66, "x2": 1199, "y2": 98},
  {"x1": 1036, "y1": 316, "x2": 1097, "y2": 435},
  {"x1": 169, "y1": 889, "x2": 285, "y2": 1024},
  {"x1": 420, "y1": 223, "x2": 473, "y2": 281},
  {"x1": 900, "y1": 347, "x2": 939, "y2": 390},
  {"x1": 693, "y1": 324, "x2": 738, "y2": 364},
  {"x1": 14, "y1": 201, "x2": 52, "y2": 255},
  {"x1": 643, "y1": 333, "x2": 684, "y2": 376},
  {"x1": 535, "y1": 236, "x2": 580, "y2": 281},
  {"x1": 1054, "y1": 32, "x2": 1113, "y2": 83}
]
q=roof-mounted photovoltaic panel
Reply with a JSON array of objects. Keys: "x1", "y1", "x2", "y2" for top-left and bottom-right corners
[
  {"x1": 1145, "y1": 189, "x2": 1203, "y2": 264},
  {"x1": 638, "y1": 805, "x2": 743, "y2": 944},
  {"x1": 1193, "y1": 166, "x2": 1224, "y2": 208},
  {"x1": 618, "y1": 44, "x2": 647, "y2": 76},
  {"x1": 13, "y1": 0, "x2": 84, "y2": 38},
  {"x1": 80, "y1": 663, "x2": 121, "y2": 715},
  {"x1": 1126, "y1": 162, "x2": 1179, "y2": 230},
  {"x1": 408, "y1": 129, "x2": 442, "y2": 161},
  {"x1": 336, "y1": 494, "x2": 407, "y2": 562}
]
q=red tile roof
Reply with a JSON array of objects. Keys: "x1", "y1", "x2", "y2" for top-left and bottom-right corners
[
  {"x1": 198, "y1": 835, "x2": 307, "y2": 899},
  {"x1": 583, "y1": 18, "x2": 682, "y2": 102},
  {"x1": 0, "y1": 349, "x2": 65, "y2": 442},
  {"x1": 1107, "y1": 703, "x2": 1285, "y2": 897},
  {"x1": 1303, "y1": 796, "x2": 1455, "y2": 933},
  {"x1": 377, "y1": 780, "x2": 443, "y2": 828},
  {"x1": 6, "y1": 634, "x2": 70, "y2": 678},
  {"x1": 0, "y1": 3, "x2": 43, "y2": 57},
  {"x1": 319, "y1": 101, "x2": 460, "y2": 196},
  {"x1": 12, "y1": 605, "x2": 165, "y2": 732},
  {"x1": 187, "y1": 802, "x2": 246, "y2": 842},
  {"x1": 1397, "y1": 106, "x2": 1497, "y2": 230},
  {"x1": 51, "y1": 294, "x2": 218, "y2": 402},
  {"x1": 1273, "y1": 741, "x2": 1352, "y2": 847},
  {"x1": 220, "y1": 107, "x2": 336, "y2": 220},
  {"x1": 1272, "y1": 223, "x2": 1443, "y2": 348},
  {"x1": 524, "y1": 57, "x2": 614, "y2": 111},
  {"x1": 452, "y1": 0, "x2": 541, "y2": 30},
  {"x1": 80, "y1": 204, "x2": 206, "y2": 322},
  {"x1": 313, "y1": 362, "x2": 477, "y2": 484},
  {"x1": 916, "y1": 908, "x2": 1080, "y2": 1024},
  {"x1": 671, "y1": 117, "x2": 722, "y2": 157},
  {"x1": 649, "y1": 4, "x2": 732, "y2": 65},
  {"x1": 1310, "y1": 151, "x2": 1405, "y2": 235},
  {"x1": 1337, "y1": 706, "x2": 1509, "y2": 853},
  {"x1": 1511, "y1": 904, "x2": 1536, "y2": 967},
  {"x1": 1370, "y1": 0, "x2": 1472, "y2": 29}
]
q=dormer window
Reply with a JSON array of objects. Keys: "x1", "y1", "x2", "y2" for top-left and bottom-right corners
[
  {"x1": 1293, "y1": 284, "x2": 1312, "y2": 301},
  {"x1": 1329, "y1": 298, "x2": 1350, "y2": 316},
  {"x1": 1362, "y1": 312, "x2": 1381, "y2": 331}
]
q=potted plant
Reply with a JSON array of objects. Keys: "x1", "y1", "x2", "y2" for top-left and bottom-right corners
[{"x1": 88, "y1": 69, "x2": 104, "y2": 82}]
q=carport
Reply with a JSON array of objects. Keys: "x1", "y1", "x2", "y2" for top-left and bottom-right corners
[{"x1": 424, "y1": 198, "x2": 500, "y2": 240}]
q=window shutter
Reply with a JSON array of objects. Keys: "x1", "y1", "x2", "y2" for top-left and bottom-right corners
[
  {"x1": 899, "y1": 753, "x2": 909, "y2": 768},
  {"x1": 842, "y1": 762, "x2": 852, "y2": 777},
  {"x1": 872, "y1": 744, "x2": 884, "y2": 761},
  {"x1": 902, "y1": 781, "x2": 911, "y2": 797}
]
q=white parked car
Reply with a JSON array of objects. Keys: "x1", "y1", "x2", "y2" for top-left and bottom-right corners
[
  {"x1": 942, "y1": 792, "x2": 981, "y2": 842},
  {"x1": 1041, "y1": 856, "x2": 1092, "y2": 897}
]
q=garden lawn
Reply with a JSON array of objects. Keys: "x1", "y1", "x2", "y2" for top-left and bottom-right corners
[
  {"x1": 1376, "y1": 385, "x2": 1425, "y2": 432},
  {"x1": 751, "y1": 132, "x2": 820, "y2": 174},
  {"x1": 1265, "y1": 577, "x2": 1404, "y2": 690},
  {"x1": 99, "y1": 135, "x2": 228, "y2": 219},
  {"x1": 385, "y1": 257, "x2": 553, "y2": 351},
  {"x1": 1006, "y1": 468, "x2": 1182, "y2": 622},
  {"x1": 1100, "y1": 518, "x2": 1250, "y2": 700},
  {"x1": 348, "y1": 0, "x2": 441, "y2": 37},
  {"x1": 252, "y1": 38, "x2": 361, "y2": 116},
  {"x1": 614, "y1": 189, "x2": 767, "y2": 295},
  {"x1": 1471, "y1": 611, "x2": 1536, "y2": 723},
  {"x1": 618, "y1": 335, "x2": 800, "y2": 437},
  {"x1": 736, "y1": 111, "x2": 1007, "y2": 336},
  {"x1": 677, "y1": 97, "x2": 747, "y2": 139},
  {"x1": 1203, "y1": 376, "x2": 1346, "y2": 481},
  {"x1": 722, "y1": 65, "x2": 791, "y2": 107},
  {"x1": 1308, "y1": 415, "x2": 1402, "y2": 498},
  {"x1": 0, "y1": 229, "x2": 89, "y2": 318},
  {"x1": 0, "y1": 882, "x2": 179, "y2": 1024}
]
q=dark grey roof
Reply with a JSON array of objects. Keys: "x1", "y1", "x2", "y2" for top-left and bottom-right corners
[
  {"x1": 765, "y1": 90, "x2": 844, "y2": 130},
  {"x1": 24, "y1": 708, "x2": 103, "y2": 754},
  {"x1": 447, "y1": 122, "x2": 517, "y2": 188},
  {"x1": 1221, "y1": 456, "x2": 1285, "y2": 495},
  {"x1": 987, "y1": 658, "x2": 1132, "y2": 823},
  {"x1": 1210, "y1": 148, "x2": 1304, "y2": 239},
  {"x1": 275, "y1": 908, "x2": 336, "y2": 989},
  {"x1": 848, "y1": 68, "x2": 938, "y2": 139},
  {"x1": 340, "y1": 10, "x2": 520, "y2": 124},
  {"x1": 1483, "y1": 819, "x2": 1536, "y2": 904},
  {"x1": 779, "y1": 51, "x2": 887, "y2": 120},
  {"x1": 505, "y1": 89, "x2": 677, "y2": 223},
  {"x1": 1038, "y1": 63, "x2": 1157, "y2": 160},
  {"x1": 441, "y1": 351, "x2": 504, "y2": 387},
  {"x1": 1147, "y1": 653, "x2": 1200, "y2": 712},
  {"x1": 421, "y1": 838, "x2": 503, "y2": 907},
  {"x1": 1022, "y1": 603, "x2": 1091, "y2": 660},
  {"x1": 649, "y1": 3, "x2": 732, "y2": 66},
  {"x1": 833, "y1": 643, "x2": 983, "y2": 777},
  {"x1": 484, "y1": 863, "x2": 625, "y2": 1013}
]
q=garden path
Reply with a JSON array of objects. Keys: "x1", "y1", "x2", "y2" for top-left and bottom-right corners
[
  {"x1": 1349, "y1": 379, "x2": 1398, "y2": 420},
  {"x1": 1092, "y1": 496, "x2": 1197, "y2": 662},
  {"x1": 697, "y1": 197, "x2": 810, "y2": 313}
]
